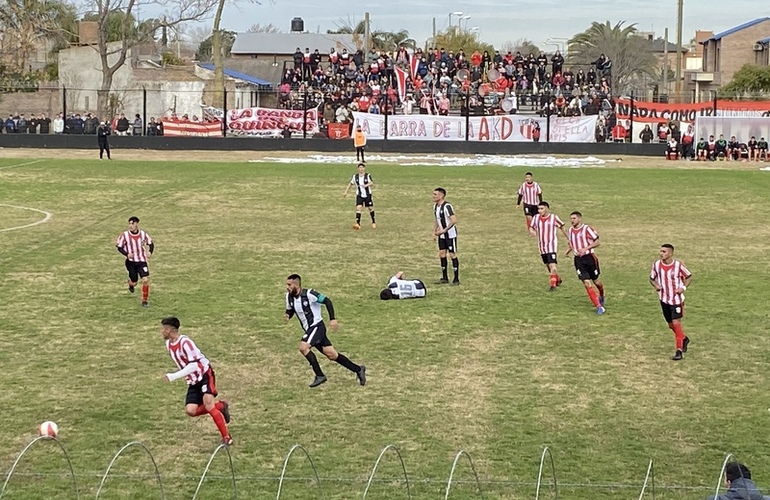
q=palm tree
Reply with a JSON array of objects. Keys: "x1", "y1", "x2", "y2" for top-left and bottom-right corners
[
  {"x1": 328, "y1": 17, "x2": 415, "y2": 52},
  {"x1": 568, "y1": 21, "x2": 657, "y2": 93}
]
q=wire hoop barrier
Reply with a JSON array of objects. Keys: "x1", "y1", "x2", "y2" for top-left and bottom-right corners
[
  {"x1": 443, "y1": 450, "x2": 485, "y2": 499},
  {"x1": 192, "y1": 443, "x2": 237, "y2": 500},
  {"x1": 535, "y1": 446, "x2": 558, "y2": 500},
  {"x1": 638, "y1": 459, "x2": 655, "y2": 500},
  {"x1": 276, "y1": 444, "x2": 325, "y2": 499},
  {"x1": 95, "y1": 441, "x2": 166, "y2": 500},
  {"x1": 361, "y1": 444, "x2": 412, "y2": 499},
  {"x1": 0, "y1": 436, "x2": 80, "y2": 500}
]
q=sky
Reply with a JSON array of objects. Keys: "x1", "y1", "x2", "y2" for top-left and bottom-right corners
[{"x1": 216, "y1": 0, "x2": 770, "y2": 50}]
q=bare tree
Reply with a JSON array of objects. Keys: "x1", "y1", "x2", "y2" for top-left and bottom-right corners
[
  {"x1": 90, "y1": 0, "x2": 218, "y2": 117},
  {"x1": 247, "y1": 22, "x2": 280, "y2": 33}
]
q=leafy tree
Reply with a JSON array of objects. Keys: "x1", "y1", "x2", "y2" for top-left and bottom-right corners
[
  {"x1": 196, "y1": 30, "x2": 236, "y2": 62},
  {"x1": 721, "y1": 64, "x2": 770, "y2": 94},
  {"x1": 0, "y1": 0, "x2": 77, "y2": 74},
  {"x1": 501, "y1": 38, "x2": 541, "y2": 57},
  {"x1": 432, "y1": 26, "x2": 493, "y2": 56},
  {"x1": 567, "y1": 21, "x2": 657, "y2": 91}
]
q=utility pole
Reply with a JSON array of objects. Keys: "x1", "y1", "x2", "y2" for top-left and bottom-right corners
[
  {"x1": 364, "y1": 12, "x2": 371, "y2": 54},
  {"x1": 432, "y1": 17, "x2": 436, "y2": 48},
  {"x1": 675, "y1": 0, "x2": 684, "y2": 101},
  {"x1": 658, "y1": 28, "x2": 668, "y2": 98}
]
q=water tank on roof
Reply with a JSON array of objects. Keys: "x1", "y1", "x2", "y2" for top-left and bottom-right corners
[{"x1": 291, "y1": 17, "x2": 304, "y2": 33}]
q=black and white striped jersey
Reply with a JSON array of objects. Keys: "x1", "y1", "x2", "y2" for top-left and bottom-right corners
[
  {"x1": 387, "y1": 275, "x2": 426, "y2": 299},
  {"x1": 350, "y1": 173, "x2": 373, "y2": 198},
  {"x1": 434, "y1": 201, "x2": 457, "y2": 238},
  {"x1": 285, "y1": 289, "x2": 327, "y2": 332}
]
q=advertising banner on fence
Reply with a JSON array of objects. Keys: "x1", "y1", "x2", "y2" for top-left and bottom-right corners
[
  {"x1": 616, "y1": 98, "x2": 770, "y2": 124},
  {"x1": 227, "y1": 106, "x2": 320, "y2": 137},
  {"x1": 162, "y1": 106, "x2": 321, "y2": 137},
  {"x1": 352, "y1": 112, "x2": 597, "y2": 142}
]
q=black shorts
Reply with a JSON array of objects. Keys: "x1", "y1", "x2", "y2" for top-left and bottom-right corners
[
  {"x1": 574, "y1": 254, "x2": 601, "y2": 281},
  {"x1": 302, "y1": 322, "x2": 333, "y2": 350},
  {"x1": 356, "y1": 195, "x2": 373, "y2": 207},
  {"x1": 438, "y1": 236, "x2": 458, "y2": 253},
  {"x1": 185, "y1": 369, "x2": 218, "y2": 406},
  {"x1": 125, "y1": 260, "x2": 150, "y2": 282},
  {"x1": 541, "y1": 252, "x2": 558, "y2": 265},
  {"x1": 523, "y1": 204, "x2": 539, "y2": 217},
  {"x1": 660, "y1": 301, "x2": 685, "y2": 323}
]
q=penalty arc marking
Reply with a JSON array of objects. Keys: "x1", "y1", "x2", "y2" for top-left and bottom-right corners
[{"x1": 0, "y1": 204, "x2": 52, "y2": 232}]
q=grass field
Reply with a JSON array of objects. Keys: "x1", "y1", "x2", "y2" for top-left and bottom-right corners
[{"x1": 1, "y1": 153, "x2": 769, "y2": 499}]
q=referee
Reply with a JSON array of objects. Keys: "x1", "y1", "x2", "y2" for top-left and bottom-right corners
[{"x1": 284, "y1": 274, "x2": 367, "y2": 388}]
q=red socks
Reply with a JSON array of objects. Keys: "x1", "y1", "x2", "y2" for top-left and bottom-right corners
[
  {"x1": 549, "y1": 274, "x2": 558, "y2": 288},
  {"x1": 142, "y1": 283, "x2": 149, "y2": 302},
  {"x1": 208, "y1": 407, "x2": 229, "y2": 438},
  {"x1": 586, "y1": 287, "x2": 600, "y2": 307},
  {"x1": 671, "y1": 322, "x2": 685, "y2": 350},
  {"x1": 596, "y1": 283, "x2": 604, "y2": 297}
]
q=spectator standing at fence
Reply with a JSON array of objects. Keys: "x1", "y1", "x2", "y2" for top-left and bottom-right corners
[
  {"x1": 650, "y1": 243, "x2": 692, "y2": 361},
  {"x1": 17, "y1": 114, "x2": 27, "y2": 134},
  {"x1": 4, "y1": 115, "x2": 15, "y2": 134},
  {"x1": 682, "y1": 125, "x2": 695, "y2": 159},
  {"x1": 116, "y1": 113, "x2": 129, "y2": 135},
  {"x1": 132, "y1": 114, "x2": 143, "y2": 136},
  {"x1": 38, "y1": 113, "x2": 51, "y2": 134},
  {"x1": 28, "y1": 114, "x2": 38, "y2": 134},
  {"x1": 97, "y1": 121, "x2": 111, "y2": 160},
  {"x1": 354, "y1": 125, "x2": 367, "y2": 163},
  {"x1": 53, "y1": 113, "x2": 63, "y2": 134}
]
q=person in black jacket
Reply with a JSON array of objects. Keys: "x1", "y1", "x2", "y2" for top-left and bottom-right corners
[
  {"x1": 97, "y1": 121, "x2": 111, "y2": 159},
  {"x1": 38, "y1": 113, "x2": 51, "y2": 134}
]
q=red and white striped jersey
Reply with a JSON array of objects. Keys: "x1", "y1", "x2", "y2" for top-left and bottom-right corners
[
  {"x1": 116, "y1": 230, "x2": 153, "y2": 262},
  {"x1": 517, "y1": 181, "x2": 542, "y2": 206},
  {"x1": 650, "y1": 259, "x2": 692, "y2": 305},
  {"x1": 568, "y1": 224, "x2": 599, "y2": 255},
  {"x1": 530, "y1": 214, "x2": 564, "y2": 254},
  {"x1": 166, "y1": 335, "x2": 210, "y2": 385}
]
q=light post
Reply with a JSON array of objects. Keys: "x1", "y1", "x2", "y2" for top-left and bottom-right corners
[
  {"x1": 460, "y1": 15, "x2": 471, "y2": 31},
  {"x1": 447, "y1": 11, "x2": 463, "y2": 28}
]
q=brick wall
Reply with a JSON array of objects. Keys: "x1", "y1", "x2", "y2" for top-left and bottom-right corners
[
  {"x1": 717, "y1": 20, "x2": 770, "y2": 85},
  {"x1": 0, "y1": 88, "x2": 61, "y2": 118}
]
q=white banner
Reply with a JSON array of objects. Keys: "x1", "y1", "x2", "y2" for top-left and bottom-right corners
[
  {"x1": 695, "y1": 117, "x2": 770, "y2": 143},
  {"x1": 352, "y1": 112, "x2": 597, "y2": 142}
]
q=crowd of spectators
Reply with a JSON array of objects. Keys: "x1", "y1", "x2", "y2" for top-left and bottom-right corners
[
  {"x1": 279, "y1": 45, "x2": 615, "y2": 126},
  {"x1": 0, "y1": 111, "x2": 205, "y2": 136}
]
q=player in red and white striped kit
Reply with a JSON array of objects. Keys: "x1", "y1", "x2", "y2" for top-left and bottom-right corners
[
  {"x1": 529, "y1": 201, "x2": 568, "y2": 291},
  {"x1": 116, "y1": 216, "x2": 154, "y2": 307},
  {"x1": 566, "y1": 211, "x2": 605, "y2": 315},
  {"x1": 649, "y1": 244, "x2": 692, "y2": 361},
  {"x1": 516, "y1": 172, "x2": 542, "y2": 229},
  {"x1": 161, "y1": 317, "x2": 233, "y2": 445}
]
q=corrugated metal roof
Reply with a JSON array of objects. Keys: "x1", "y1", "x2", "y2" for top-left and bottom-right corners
[
  {"x1": 704, "y1": 17, "x2": 770, "y2": 42},
  {"x1": 231, "y1": 33, "x2": 358, "y2": 55},
  {"x1": 759, "y1": 36, "x2": 770, "y2": 44},
  {"x1": 197, "y1": 63, "x2": 272, "y2": 86}
]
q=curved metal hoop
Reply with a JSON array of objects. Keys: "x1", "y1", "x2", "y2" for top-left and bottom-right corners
[
  {"x1": 192, "y1": 443, "x2": 237, "y2": 500},
  {"x1": 361, "y1": 444, "x2": 412, "y2": 499},
  {"x1": 95, "y1": 441, "x2": 166, "y2": 500},
  {"x1": 714, "y1": 453, "x2": 736, "y2": 500},
  {"x1": 535, "y1": 446, "x2": 558, "y2": 500},
  {"x1": 638, "y1": 460, "x2": 655, "y2": 500},
  {"x1": 276, "y1": 444, "x2": 325, "y2": 499},
  {"x1": 0, "y1": 436, "x2": 80, "y2": 500},
  {"x1": 444, "y1": 450, "x2": 485, "y2": 499}
]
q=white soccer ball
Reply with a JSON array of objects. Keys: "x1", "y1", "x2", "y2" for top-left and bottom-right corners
[{"x1": 38, "y1": 421, "x2": 58, "y2": 438}]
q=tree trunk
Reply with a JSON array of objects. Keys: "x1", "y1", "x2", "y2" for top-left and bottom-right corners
[{"x1": 211, "y1": 0, "x2": 226, "y2": 109}]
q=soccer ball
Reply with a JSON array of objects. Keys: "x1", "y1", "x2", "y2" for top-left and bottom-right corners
[{"x1": 38, "y1": 421, "x2": 58, "y2": 438}]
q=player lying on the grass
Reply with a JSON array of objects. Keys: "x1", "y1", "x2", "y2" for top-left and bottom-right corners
[
  {"x1": 380, "y1": 272, "x2": 427, "y2": 300},
  {"x1": 566, "y1": 211, "x2": 605, "y2": 315},
  {"x1": 160, "y1": 317, "x2": 233, "y2": 446},
  {"x1": 284, "y1": 274, "x2": 367, "y2": 388}
]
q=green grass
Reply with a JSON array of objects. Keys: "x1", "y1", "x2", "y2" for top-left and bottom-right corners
[{"x1": 0, "y1": 156, "x2": 769, "y2": 499}]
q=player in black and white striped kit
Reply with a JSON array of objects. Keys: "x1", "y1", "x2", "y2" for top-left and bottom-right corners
[
  {"x1": 343, "y1": 163, "x2": 376, "y2": 230},
  {"x1": 284, "y1": 274, "x2": 367, "y2": 388},
  {"x1": 379, "y1": 272, "x2": 427, "y2": 300},
  {"x1": 432, "y1": 187, "x2": 460, "y2": 285}
]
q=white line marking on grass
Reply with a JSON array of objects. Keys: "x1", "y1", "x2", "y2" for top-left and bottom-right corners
[
  {"x1": 0, "y1": 204, "x2": 52, "y2": 232},
  {"x1": 0, "y1": 159, "x2": 43, "y2": 171}
]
